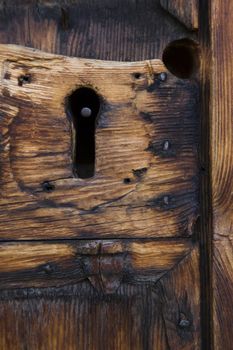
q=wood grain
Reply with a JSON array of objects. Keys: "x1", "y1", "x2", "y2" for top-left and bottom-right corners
[
  {"x1": 160, "y1": 0, "x2": 199, "y2": 30},
  {"x1": 0, "y1": 245, "x2": 200, "y2": 350},
  {"x1": 160, "y1": 246, "x2": 200, "y2": 349},
  {"x1": 0, "y1": 0, "x2": 196, "y2": 61},
  {"x1": 0, "y1": 2, "x2": 203, "y2": 349},
  {"x1": 0, "y1": 44, "x2": 199, "y2": 239},
  {"x1": 210, "y1": 0, "x2": 233, "y2": 348},
  {"x1": 0, "y1": 239, "x2": 193, "y2": 291}
]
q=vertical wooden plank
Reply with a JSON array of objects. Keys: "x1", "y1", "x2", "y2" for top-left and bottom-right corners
[{"x1": 211, "y1": 0, "x2": 233, "y2": 348}]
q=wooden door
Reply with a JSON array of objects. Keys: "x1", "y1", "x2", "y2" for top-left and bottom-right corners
[{"x1": 0, "y1": 1, "x2": 232, "y2": 349}]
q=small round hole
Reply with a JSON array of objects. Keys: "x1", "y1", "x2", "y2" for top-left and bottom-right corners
[
  {"x1": 123, "y1": 178, "x2": 131, "y2": 184},
  {"x1": 18, "y1": 74, "x2": 31, "y2": 86},
  {"x1": 42, "y1": 181, "x2": 55, "y2": 193},
  {"x1": 134, "y1": 73, "x2": 141, "y2": 79},
  {"x1": 162, "y1": 39, "x2": 199, "y2": 79}
]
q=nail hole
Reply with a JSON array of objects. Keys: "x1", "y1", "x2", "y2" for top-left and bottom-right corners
[
  {"x1": 162, "y1": 39, "x2": 199, "y2": 79},
  {"x1": 18, "y1": 74, "x2": 31, "y2": 86},
  {"x1": 42, "y1": 263, "x2": 54, "y2": 274},
  {"x1": 178, "y1": 313, "x2": 191, "y2": 329},
  {"x1": 123, "y1": 178, "x2": 131, "y2": 184},
  {"x1": 200, "y1": 166, "x2": 206, "y2": 173},
  {"x1": 66, "y1": 87, "x2": 101, "y2": 179},
  {"x1": 133, "y1": 72, "x2": 141, "y2": 79},
  {"x1": 163, "y1": 195, "x2": 169, "y2": 205},
  {"x1": 158, "y1": 72, "x2": 167, "y2": 82},
  {"x1": 163, "y1": 140, "x2": 170, "y2": 151},
  {"x1": 42, "y1": 181, "x2": 55, "y2": 193}
]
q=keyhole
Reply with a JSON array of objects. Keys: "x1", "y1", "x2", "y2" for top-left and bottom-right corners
[{"x1": 66, "y1": 87, "x2": 100, "y2": 179}]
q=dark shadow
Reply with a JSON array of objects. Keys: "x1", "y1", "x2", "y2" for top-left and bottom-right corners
[{"x1": 162, "y1": 38, "x2": 200, "y2": 79}]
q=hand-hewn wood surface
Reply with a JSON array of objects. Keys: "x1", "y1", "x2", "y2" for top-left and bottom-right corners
[
  {"x1": 160, "y1": 0, "x2": 199, "y2": 30},
  {"x1": 0, "y1": 239, "x2": 193, "y2": 290},
  {"x1": 0, "y1": 0, "x2": 196, "y2": 61},
  {"x1": 0, "y1": 246, "x2": 200, "y2": 350},
  {"x1": 0, "y1": 1, "x2": 206, "y2": 349},
  {"x1": 210, "y1": 0, "x2": 233, "y2": 349},
  {"x1": 0, "y1": 45, "x2": 199, "y2": 239}
]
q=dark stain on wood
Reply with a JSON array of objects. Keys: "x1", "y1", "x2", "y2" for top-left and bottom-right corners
[
  {"x1": 0, "y1": 1, "x2": 205, "y2": 349},
  {"x1": 0, "y1": 45, "x2": 199, "y2": 239},
  {"x1": 0, "y1": 0, "x2": 197, "y2": 61}
]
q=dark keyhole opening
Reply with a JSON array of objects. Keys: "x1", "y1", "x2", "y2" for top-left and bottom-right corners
[
  {"x1": 162, "y1": 38, "x2": 200, "y2": 79},
  {"x1": 67, "y1": 87, "x2": 100, "y2": 179}
]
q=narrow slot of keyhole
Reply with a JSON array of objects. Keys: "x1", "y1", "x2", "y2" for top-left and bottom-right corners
[{"x1": 67, "y1": 87, "x2": 100, "y2": 179}]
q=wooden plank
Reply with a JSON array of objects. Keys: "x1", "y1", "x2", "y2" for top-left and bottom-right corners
[
  {"x1": 210, "y1": 0, "x2": 233, "y2": 349},
  {"x1": 0, "y1": 45, "x2": 199, "y2": 239},
  {"x1": 0, "y1": 240, "x2": 193, "y2": 290},
  {"x1": 198, "y1": 0, "x2": 212, "y2": 347},
  {"x1": 0, "y1": 3, "x2": 201, "y2": 349},
  {"x1": 160, "y1": 0, "x2": 199, "y2": 30},
  {"x1": 160, "y1": 246, "x2": 200, "y2": 349},
  {"x1": 0, "y1": 0, "x2": 196, "y2": 61},
  {"x1": 0, "y1": 244, "x2": 200, "y2": 350}
]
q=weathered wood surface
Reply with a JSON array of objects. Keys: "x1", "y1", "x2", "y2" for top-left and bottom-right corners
[
  {"x1": 0, "y1": 239, "x2": 193, "y2": 290},
  {"x1": 0, "y1": 246, "x2": 200, "y2": 350},
  {"x1": 0, "y1": 0, "x2": 196, "y2": 61},
  {"x1": 160, "y1": 0, "x2": 199, "y2": 30},
  {"x1": 0, "y1": 45, "x2": 199, "y2": 239},
  {"x1": 0, "y1": 1, "x2": 203, "y2": 350},
  {"x1": 210, "y1": 0, "x2": 233, "y2": 348}
]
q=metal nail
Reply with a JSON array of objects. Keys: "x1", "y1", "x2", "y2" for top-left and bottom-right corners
[
  {"x1": 81, "y1": 107, "x2": 92, "y2": 117},
  {"x1": 159, "y1": 72, "x2": 167, "y2": 82}
]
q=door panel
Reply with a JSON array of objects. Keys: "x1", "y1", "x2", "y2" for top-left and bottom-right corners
[
  {"x1": 0, "y1": 245, "x2": 200, "y2": 350},
  {"x1": 2, "y1": 0, "x2": 228, "y2": 349}
]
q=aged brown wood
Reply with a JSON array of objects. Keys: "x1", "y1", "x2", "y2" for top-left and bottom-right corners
[
  {"x1": 0, "y1": 240, "x2": 193, "y2": 290},
  {"x1": 160, "y1": 0, "x2": 199, "y2": 30},
  {"x1": 0, "y1": 45, "x2": 199, "y2": 239},
  {"x1": 210, "y1": 0, "x2": 233, "y2": 349},
  {"x1": 0, "y1": 245, "x2": 200, "y2": 350},
  {"x1": 0, "y1": 1, "x2": 213, "y2": 349},
  {"x1": 0, "y1": 0, "x2": 197, "y2": 61}
]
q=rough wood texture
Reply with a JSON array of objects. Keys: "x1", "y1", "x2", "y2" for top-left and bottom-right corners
[
  {"x1": 0, "y1": 240, "x2": 193, "y2": 291},
  {"x1": 0, "y1": 246, "x2": 200, "y2": 350},
  {"x1": 0, "y1": 0, "x2": 196, "y2": 61},
  {"x1": 0, "y1": 2, "x2": 203, "y2": 350},
  {"x1": 0, "y1": 45, "x2": 199, "y2": 239},
  {"x1": 210, "y1": 0, "x2": 233, "y2": 348},
  {"x1": 160, "y1": 0, "x2": 199, "y2": 30}
]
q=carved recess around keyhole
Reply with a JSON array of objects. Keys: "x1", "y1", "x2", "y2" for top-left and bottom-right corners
[{"x1": 66, "y1": 87, "x2": 101, "y2": 179}]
